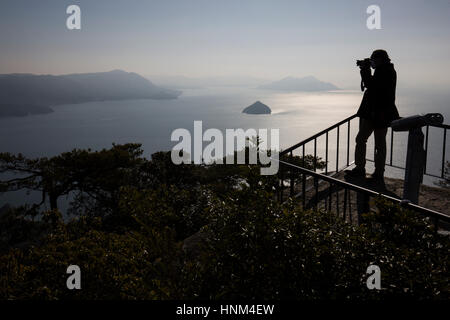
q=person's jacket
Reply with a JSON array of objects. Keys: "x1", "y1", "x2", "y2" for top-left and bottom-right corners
[{"x1": 356, "y1": 62, "x2": 400, "y2": 128}]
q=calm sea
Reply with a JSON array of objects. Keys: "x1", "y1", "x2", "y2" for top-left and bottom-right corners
[{"x1": 1, "y1": 86, "x2": 448, "y2": 210}]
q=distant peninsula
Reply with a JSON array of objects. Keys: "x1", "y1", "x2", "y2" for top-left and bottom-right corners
[
  {"x1": 242, "y1": 101, "x2": 271, "y2": 114},
  {"x1": 0, "y1": 70, "x2": 182, "y2": 118},
  {"x1": 0, "y1": 104, "x2": 54, "y2": 118},
  {"x1": 258, "y1": 76, "x2": 339, "y2": 92}
]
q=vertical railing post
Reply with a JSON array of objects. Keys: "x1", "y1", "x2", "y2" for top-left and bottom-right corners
[
  {"x1": 302, "y1": 145, "x2": 306, "y2": 209},
  {"x1": 314, "y1": 138, "x2": 317, "y2": 171},
  {"x1": 442, "y1": 128, "x2": 447, "y2": 178},
  {"x1": 347, "y1": 120, "x2": 350, "y2": 167},
  {"x1": 424, "y1": 125, "x2": 429, "y2": 175},
  {"x1": 280, "y1": 163, "x2": 284, "y2": 203},
  {"x1": 325, "y1": 131, "x2": 329, "y2": 175},
  {"x1": 313, "y1": 138, "x2": 318, "y2": 210},
  {"x1": 403, "y1": 127, "x2": 426, "y2": 204},
  {"x1": 336, "y1": 126, "x2": 340, "y2": 173},
  {"x1": 290, "y1": 151, "x2": 294, "y2": 196}
]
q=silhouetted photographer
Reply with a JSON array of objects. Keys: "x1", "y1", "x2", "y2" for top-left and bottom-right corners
[{"x1": 346, "y1": 49, "x2": 400, "y2": 181}]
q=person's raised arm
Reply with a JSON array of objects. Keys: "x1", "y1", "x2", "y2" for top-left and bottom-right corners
[{"x1": 360, "y1": 66, "x2": 373, "y2": 89}]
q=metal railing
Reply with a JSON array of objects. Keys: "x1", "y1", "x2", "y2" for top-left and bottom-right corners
[
  {"x1": 366, "y1": 121, "x2": 449, "y2": 179},
  {"x1": 280, "y1": 114, "x2": 358, "y2": 173},
  {"x1": 277, "y1": 158, "x2": 450, "y2": 229},
  {"x1": 279, "y1": 114, "x2": 358, "y2": 203},
  {"x1": 277, "y1": 113, "x2": 450, "y2": 229}
]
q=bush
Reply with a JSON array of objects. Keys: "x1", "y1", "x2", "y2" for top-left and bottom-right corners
[
  {"x1": 180, "y1": 190, "x2": 449, "y2": 300},
  {"x1": 0, "y1": 145, "x2": 448, "y2": 300}
]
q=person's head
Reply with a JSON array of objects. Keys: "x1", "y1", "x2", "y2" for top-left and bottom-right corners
[{"x1": 370, "y1": 49, "x2": 391, "y2": 68}]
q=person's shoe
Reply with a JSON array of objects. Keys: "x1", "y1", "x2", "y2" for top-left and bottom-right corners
[
  {"x1": 345, "y1": 167, "x2": 366, "y2": 177},
  {"x1": 368, "y1": 171, "x2": 384, "y2": 182}
]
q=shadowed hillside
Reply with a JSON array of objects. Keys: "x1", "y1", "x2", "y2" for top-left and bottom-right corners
[{"x1": 0, "y1": 70, "x2": 182, "y2": 117}]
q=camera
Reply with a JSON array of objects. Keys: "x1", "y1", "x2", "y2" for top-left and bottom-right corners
[{"x1": 356, "y1": 58, "x2": 371, "y2": 68}]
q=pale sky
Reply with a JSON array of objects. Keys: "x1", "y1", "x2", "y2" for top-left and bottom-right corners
[{"x1": 1, "y1": 0, "x2": 449, "y2": 89}]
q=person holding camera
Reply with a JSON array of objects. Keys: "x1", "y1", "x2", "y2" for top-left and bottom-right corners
[{"x1": 346, "y1": 49, "x2": 400, "y2": 181}]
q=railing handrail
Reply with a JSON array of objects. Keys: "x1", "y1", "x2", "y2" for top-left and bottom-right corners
[
  {"x1": 281, "y1": 113, "x2": 449, "y2": 178},
  {"x1": 280, "y1": 114, "x2": 358, "y2": 156},
  {"x1": 429, "y1": 123, "x2": 450, "y2": 130},
  {"x1": 277, "y1": 158, "x2": 450, "y2": 223},
  {"x1": 281, "y1": 113, "x2": 449, "y2": 156}
]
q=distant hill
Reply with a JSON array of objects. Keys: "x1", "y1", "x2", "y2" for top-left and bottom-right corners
[
  {"x1": 0, "y1": 70, "x2": 182, "y2": 118},
  {"x1": 242, "y1": 101, "x2": 271, "y2": 114},
  {"x1": 258, "y1": 76, "x2": 339, "y2": 92}
]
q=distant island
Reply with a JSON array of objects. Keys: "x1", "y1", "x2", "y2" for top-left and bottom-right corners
[
  {"x1": 0, "y1": 70, "x2": 182, "y2": 118},
  {"x1": 242, "y1": 101, "x2": 271, "y2": 114},
  {"x1": 258, "y1": 76, "x2": 339, "y2": 92}
]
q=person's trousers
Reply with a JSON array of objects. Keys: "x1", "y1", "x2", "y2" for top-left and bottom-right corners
[{"x1": 355, "y1": 118, "x2": 388, "y2": 174}]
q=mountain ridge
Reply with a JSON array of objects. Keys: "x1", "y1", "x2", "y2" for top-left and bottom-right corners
[{"x1": 0, "y1": 70, "x2": 181, "y2": 118}]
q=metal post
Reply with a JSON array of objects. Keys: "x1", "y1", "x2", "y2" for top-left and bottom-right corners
[
  {"x1": 336, "y1": 126, "x2": 340, "y2": 173},
  {"x1": 302, "y1": 145, "x2": 306, "y2": 209},
  {"x1": 403, "y1": 127, "x2": 426, "y2": 204},
  {"x1": 290, "y1": 151, "x2": 294, "y2": 196},
  {"x1": 442, "y1": 128, "x2": 447, "y2": 178},
  {"x1": 280, "y1": 164, "x2": 284, "y2": 202},
  {"x1": 325, "y1": 132, "x2": 329, "y2": 175}
]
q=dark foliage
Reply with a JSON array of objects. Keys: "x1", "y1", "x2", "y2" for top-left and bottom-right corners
[{"x1": 0, "y1": 144, "x2": 448, "y2": 300}]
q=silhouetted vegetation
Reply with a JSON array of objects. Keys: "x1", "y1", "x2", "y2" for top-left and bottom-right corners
[{"x1": 0, "y1": 144, "x2": 448, "y2": 300}]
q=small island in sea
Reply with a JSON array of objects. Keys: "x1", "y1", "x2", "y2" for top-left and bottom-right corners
[{"x1": 242, "y1": 101, "x2": 271, "y2": 114}]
